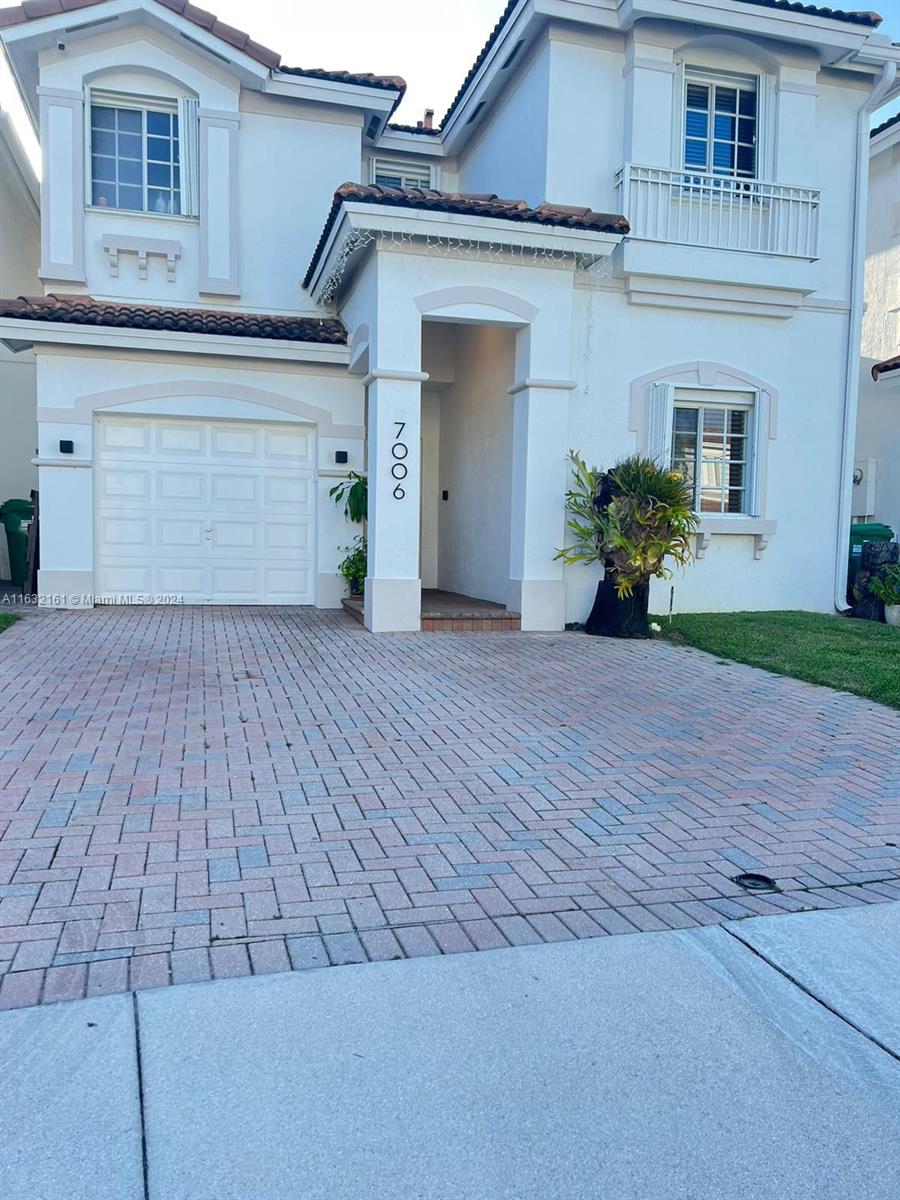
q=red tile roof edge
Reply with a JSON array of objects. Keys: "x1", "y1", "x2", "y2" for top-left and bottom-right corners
[
  {"x1": 871, "y1": 354, "x2": 900, "y2": 380},
  {"x1": 0, "y1": 294, "x2": 348, "y2": 344},
  {"x1": 303, "y1": 182, "x2": 629, "y2": 290}
]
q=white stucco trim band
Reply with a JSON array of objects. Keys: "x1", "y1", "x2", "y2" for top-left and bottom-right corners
[
  {"x1": 508, "y1": 378, "x2": 576, "y2": 395},
  {"x1": 362, "y1": 369, "x2": 430, "y2": 385}
]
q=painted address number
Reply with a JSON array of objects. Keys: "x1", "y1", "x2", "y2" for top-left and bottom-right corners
[{"x1": 391, "y1": 420, "x2": 408, "y2": 500}]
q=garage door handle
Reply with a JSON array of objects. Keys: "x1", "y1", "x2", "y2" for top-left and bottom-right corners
[{"x1": 204, "y1": 528, "x2": 213, "y2": 540}]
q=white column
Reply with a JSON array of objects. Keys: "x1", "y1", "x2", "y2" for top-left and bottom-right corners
[
  {"x1": 507, "y1": 379, "x2": 575, "y2": 631},
  {"x1": 35, "y1": 459, "x2": 94, "y2": 608},
  {"x1": 363, "y1": 370, "x2": 427, "y2": 632}
]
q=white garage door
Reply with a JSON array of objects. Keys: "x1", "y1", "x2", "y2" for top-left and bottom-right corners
[{"x1": 95, "y1": 415, "x2": 315, "y2": 604}]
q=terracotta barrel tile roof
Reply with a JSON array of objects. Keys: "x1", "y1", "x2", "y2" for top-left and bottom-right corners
[
  {"x1": 871, "y1": 353, "x2": 900, "y2": 380},
  {"x1": 304, "y1": 181, "x2": 629, "y2": 288},
  {"x1": 0, "y1": 294, "x2": 347, "y2": 344},
  {"x1": 278, "y1": 65, "x2": 406, "y2": 94}
]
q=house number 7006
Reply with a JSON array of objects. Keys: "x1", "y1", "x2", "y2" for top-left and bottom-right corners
[{"x1": 391, "y1": 421, "x2": 408, "y2": 500}]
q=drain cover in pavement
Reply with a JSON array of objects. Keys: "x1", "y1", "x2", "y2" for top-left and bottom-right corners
[{"x1": 733, "y1": 872, "x2": 779, "y2": 893}]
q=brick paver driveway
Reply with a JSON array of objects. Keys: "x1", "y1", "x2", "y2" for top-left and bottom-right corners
[{"x1": 1, "y1": 606, "x2": 899, "y2": 1008}]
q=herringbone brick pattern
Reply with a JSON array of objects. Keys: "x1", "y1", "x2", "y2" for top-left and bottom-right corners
[{"x1": 1, "y1": 606, "x2": 899, "y2": 1009}]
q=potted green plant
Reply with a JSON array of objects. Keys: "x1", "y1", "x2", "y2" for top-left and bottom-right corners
[
  {"x1": 338, "y1": 535, "x2": 367, "y2": 598},
  {"x1": 868, "y1": 562, "x2": 900, "y2": 628},
  {"x1": 556, "y1": 452, "x2": 698, "y2": 638},
  {"x1": 330, "y1": 471, "x2": 368, "y2": 597}
]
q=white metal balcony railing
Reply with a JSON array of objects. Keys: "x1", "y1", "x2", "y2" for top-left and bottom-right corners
[{"x1": 616, "y1": 164, "x2": 820, "y2": 260}]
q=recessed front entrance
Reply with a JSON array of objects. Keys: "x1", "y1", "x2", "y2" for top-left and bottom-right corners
[{"x1": 94, "y1": 414, "x2": 316, "y2": 604}]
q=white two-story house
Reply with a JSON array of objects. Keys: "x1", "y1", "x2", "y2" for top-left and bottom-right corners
[{"x1": 0, "y1": 0, "x2": 897, "y2": 631}]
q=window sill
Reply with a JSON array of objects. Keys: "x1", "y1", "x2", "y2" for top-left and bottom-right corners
[
  {"x1": 695, "y1": 517, "x2": 776, "y2": 561},
  {"x1": 85, "y1": 206, "x2": 198, "y2": 226}
]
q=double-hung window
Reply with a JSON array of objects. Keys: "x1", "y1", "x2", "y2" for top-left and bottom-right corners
[
  {"x1": 684, "y1": 73, "x2": 757, "y2": 180},
  {"x1": 671, "y1": 393, "x2": 753, "y2": 514},
  {"x1": 91, "y1": 102, "x2": 181, "y2": 215}
]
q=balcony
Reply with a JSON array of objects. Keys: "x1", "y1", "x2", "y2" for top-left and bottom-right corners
[
  {"x1": 613, "y1": 164, "x2": 821, "y2": 317},
  {"x1": 616, "y1": 164, "x2": 820, "y2": 260}
]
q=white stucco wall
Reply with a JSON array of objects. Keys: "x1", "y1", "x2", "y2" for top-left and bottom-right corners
[
  {"x1": 457, "y1": 39, "x2": 550, "y2": 206},
  {"x1": 857, "y1": 133, "x2": 900, "y2": 534},
  {"x1": 565, "y1": 284, "x2": 848, "y2": 619},
  {"x1": 436, "y1": 324, "x2": 515, "y2": 605}
]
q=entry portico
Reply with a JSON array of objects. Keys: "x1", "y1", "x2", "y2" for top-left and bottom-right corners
[{"x1": 305, "y1": 185, "x2": 627, "y2": 632}]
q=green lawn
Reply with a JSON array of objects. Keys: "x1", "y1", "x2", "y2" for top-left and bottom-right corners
[
  {"x1": 0, "y1": 614, "x2": 18, "y2": 634},
  {"x1": 655, "y1": 610, "x2": 900, "y2": 709}
]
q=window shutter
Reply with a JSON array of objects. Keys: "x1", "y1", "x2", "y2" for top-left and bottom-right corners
[
  {"x1": 179, "y1": 97, "x2": 200, "y2": 217},
  {"x1": 83, "y1": 86, "x2": 93, "y2": 206},
  {"x1": 647, "y1": 382, "x2": 675, "y2": 465},
  {"x1": 749, "y1": 389, "x2": 770, "y2": 517}
]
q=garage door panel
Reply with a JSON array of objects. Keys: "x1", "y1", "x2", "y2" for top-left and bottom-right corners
[
  {"x1": 265, "y1": 521, "x2": 310, "y2": 552},
  {"x1": 264, "y1": 427, "x2": 314, "y2": 464},
  {"x1": 213, "y1": 521, "x2": 258, "y2": 549},
  {"x1": 98, "y1": 518, "x2": 150, "y2": 546},
  {"x1": 98, "y1": 469, "x2": 151, "y2": 501},
  {"x1": 99, "y1": 420, "x2": 151, "y2": 453},
  {"x1": 158, "y1": 472, "x2": 206, "y2": 502},
  {"x1": 158, "y1": 519, "x2": 206, "y2": 548},
  {"x1": 265, "y1": 476, "x2": 313, "y2": 508},
  {"x1": 157, "y1": 565, "x2": 206, "y2": 595},
  {"x1": 158, "y1": 424, "x2": 205, "y2": 455},
  {"x1": 211, "y1": 426, "x2": 259, "y2": 458},
  {"x1": 265, "y1": 567, "x2": 312, "y2": 602},
  {"x1": 95, "y1": 416, "x2": 315, "y2": 604}
]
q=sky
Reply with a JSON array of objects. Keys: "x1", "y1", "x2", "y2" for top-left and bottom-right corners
[{"x1": 1, "y1": 0, "x2": 899, "y2": 172}]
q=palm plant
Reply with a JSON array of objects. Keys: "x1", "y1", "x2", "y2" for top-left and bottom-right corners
[{"x1": 557, "y1": 452, "x2": 698, "y2": 637}]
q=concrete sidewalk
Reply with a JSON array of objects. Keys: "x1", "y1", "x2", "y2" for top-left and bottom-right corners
[{"x1": 2, "y1": 903, "x2": 900, "y2": 1200}]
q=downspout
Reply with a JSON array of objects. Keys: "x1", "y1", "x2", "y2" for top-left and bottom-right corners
[{"x1": 834, "y1": 59, "x2": 896, "y2": 612}]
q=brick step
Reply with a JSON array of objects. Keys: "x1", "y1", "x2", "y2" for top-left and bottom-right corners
[{"x1": 341, "y1": 597, "x2": 521, "y2": 631}]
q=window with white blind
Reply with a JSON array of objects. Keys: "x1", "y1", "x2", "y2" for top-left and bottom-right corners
[
  {"x1": 671, "y1": 396, "x2": 754, "y2": 514},
  {"x1": 372, "y1": 157, "x2": 433, "y2": 190},
  {"x1": 683, "y1": 71, "x2": 758, "y2": 180},
  {"x1": 87, "y1": 92, "x2": 199, "y2": 217}
]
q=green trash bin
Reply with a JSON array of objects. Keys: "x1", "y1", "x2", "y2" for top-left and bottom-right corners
[
  {"x1": 0, "y1": 498, "x2": 35, "y2": 588},
  {"x1": 849, "y1": 521, "x2": 895, "y2": 602}
]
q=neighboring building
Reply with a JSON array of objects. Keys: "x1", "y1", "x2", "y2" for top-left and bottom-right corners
[
  {"x1": 0, "y1": 0, "x2": 898, "y2": 630},
  {"x1": 860, "y1": 110, "x2": 900, "y2": 537},
  {"x1": 0, "y1": 106, "x2": 39, "y2": 580}
]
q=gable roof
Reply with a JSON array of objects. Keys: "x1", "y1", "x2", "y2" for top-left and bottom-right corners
[
  {"x1": 304, "y1": 181, "x2": 629, "y2": 289},
  {"x1": 0, "y1": 0, "x2": 406, "y2": 97},
  {"x1": 0, "y1": 294, "x2": 347, "y2": 343}
]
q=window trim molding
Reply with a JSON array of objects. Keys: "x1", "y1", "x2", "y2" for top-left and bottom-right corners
[
  {"x1": 85, "y1": 87, "x2": 200, "y2": 220},
  {"x1": 630, "y1": 361, "x2": 778, "y2": 557},
  {"x1": 672, "y1": 62, "x2": 776, "y2": 182}
]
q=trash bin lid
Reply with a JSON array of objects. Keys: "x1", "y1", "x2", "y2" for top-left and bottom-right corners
[
  {"x1": 849, "y1": 522, "x2": 894, "y2": 542},
  {"x1": 0, "y1": 498, "x2": 34, "y2": 514}
]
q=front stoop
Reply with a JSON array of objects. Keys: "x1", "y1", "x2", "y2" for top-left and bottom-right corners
[{"x1": 342, "y1": 593, "x2": 521, "y2": 632}]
